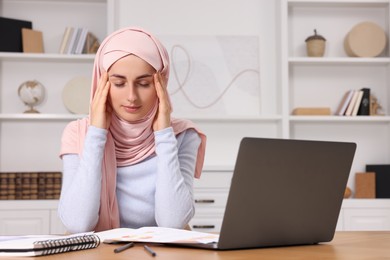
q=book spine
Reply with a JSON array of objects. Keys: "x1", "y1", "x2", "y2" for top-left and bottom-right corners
[
  {"x1": 0, "y1": 173, "x2": 8, "y2": 199},
  {"x1": 7, "y1": 173, "x2": 16, "y2": 200},
  {"x1": 351, "y1": 90, "x2": 364, "y2": 116},
  {"x1": 15, "y1": 173, "x2": 22, "y2": 199},
  {"x1": 357, "y1": 88, "x2": 370, "y2": 115},
  {"x1": 75, "y1": 28, "x2": 88, "y2": 54},
  {"x1": 45, "y1": 172, "x2": 55, "y2": 199},
  {"x1": 22, "y1": 172, "x2": 31, "y2": 199},
  {"x1": 70, "y1": 28, "x2": 82, "y2": 54},
  {"x1": 335, "y1": 90, "x2": 354, "y2": 116},
  {"x1": 66, "y1": 28, "x2": 77, "y2": 54},
  {"x1": 59, "y1": 27, "x2": 72, "y2": 54},
  {"x1": 344, "y1": 90, "x2": 358, "y2": 116},
  {"x1": 30, "y1": 172, "x2": 38, "y2": 200}
]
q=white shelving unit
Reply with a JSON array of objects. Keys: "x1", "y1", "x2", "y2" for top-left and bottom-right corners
[
  {"x1": 0, "y1": 0, "x2": 107, "y2": 172},
  {"x1": 278, "y1": 0, "x2": 390, "y2": 232},
  {"x1": 280, "y1": 0, "x2": 390, "y2": 191}
]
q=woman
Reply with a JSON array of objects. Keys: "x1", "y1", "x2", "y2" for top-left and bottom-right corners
[{"x1": 58, "y1": 27, "x2": 206, "y2": 233}]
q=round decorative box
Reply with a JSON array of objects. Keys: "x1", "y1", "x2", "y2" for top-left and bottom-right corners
[{"x1": 344, "y1": 21, "x2": 387, "y2": 57}]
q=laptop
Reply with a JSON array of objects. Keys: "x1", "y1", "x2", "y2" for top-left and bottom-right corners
[{"x1": 191, "y1": 137, "x2": 356, "y2": 250}]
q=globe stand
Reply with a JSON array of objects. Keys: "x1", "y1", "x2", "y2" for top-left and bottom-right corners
[{"x1": 24, "y1": 106, "x2": 40, "y2": 114}]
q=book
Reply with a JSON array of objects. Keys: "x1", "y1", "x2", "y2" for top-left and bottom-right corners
[
  {"x1": 21, "y1": 28, "x2": 44, "y2": 53},
  {"x1": 351, "y1": 90, "x2": 363, "y2": 116},
  {"x1": 335, "y1": 90, "x2": 354, "y2": 116},
  {"x1": 344, "y1": 90, "x2": 359, "y2": 116},
  {"x1": 292, "y1": 107, "x2": 331, "y2": 115},
  {"x1": 357, "y1": 88, "x2": 370, "y2": 115},
  {"x1": 354, "y1": 172, "x2": 376, "y2": 198},
  {"x1": 65, "y1": 27, "x2": 78, "y2": 54},
  {"x1": 0, "y1": 232, "x2": 100, "y2": 257},
  {"x1": 0, "y1": 17, "x2": 32, "y2": 52},
  {"x1": 75, "y1": 28, "x2": 88, "y2": 54},
  {"x1": 58, "y1": 27, "x2": 72, "y2": 54},
  {"x1": 366, "y1": 164, "x2": 390, "y2": 198},
  {"x1": 96, "y1": 227, "x2": 219, "y2": 245}
]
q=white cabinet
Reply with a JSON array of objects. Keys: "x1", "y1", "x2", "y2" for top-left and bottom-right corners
[
  {"x1": 280, "y1": 0, "x2": 390, "y2": 191},
  {"x1": 0, "y1": 200, "x2": 66, "y2": 235},
  {"x1": 190, "y1": 168, "x2": 233, "y2": 233},
  {"x1": 340, "y1": 199, "x2": 390, "y2": 231}
]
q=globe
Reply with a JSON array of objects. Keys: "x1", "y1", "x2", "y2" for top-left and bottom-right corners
[{"x1": 18, "y1": 80, "x2": 46, "y2": 113}]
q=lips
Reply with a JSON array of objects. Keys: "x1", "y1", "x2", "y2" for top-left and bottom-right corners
[{"x1": 123, "y1": 105, "x2": 141, "y2": 113}]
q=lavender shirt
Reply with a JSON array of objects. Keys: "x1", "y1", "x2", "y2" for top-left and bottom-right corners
[{"x1": 58, "y1": 126, "x2": 201, "y2": 233}]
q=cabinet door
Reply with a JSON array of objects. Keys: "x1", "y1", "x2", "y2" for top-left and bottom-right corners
[
  {"x1": 50, "y1": 209, "x2": 67, "y2": 235},
  {"x1": 336, "y1": 209, "x2": 344, "y2": 231},
  {"x1": 344, "y1": 208, "x2": 390, "y2": 231},
  {"x1": 189, "y1": 216, "x2": 223, "y2": 233},
  {"x1": 0, "y1": 210, "x2": 50, "y2": 235}
]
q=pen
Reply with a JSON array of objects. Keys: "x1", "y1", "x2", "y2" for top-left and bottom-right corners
[
  {"x1": 144, "y1": 245, "x2": 157, "y2": 257},
  {"x1": 114, "y1": 242, "x2": 134, "y2": 253}
]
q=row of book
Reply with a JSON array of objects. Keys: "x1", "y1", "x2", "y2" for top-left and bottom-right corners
[
  {"x1": 0, "y1": 172, "x2": 61, "y2": 200},
  {"x1": 58, "y1": 27, "x2": 99, "y2": 54},
  {"x1": 335, "y1": 88, "x2": 370, "y2": 116}
]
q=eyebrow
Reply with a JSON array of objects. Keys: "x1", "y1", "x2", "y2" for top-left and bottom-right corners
[{"x1": 109, "y1": 74, "x2": 153, "y2": 80}]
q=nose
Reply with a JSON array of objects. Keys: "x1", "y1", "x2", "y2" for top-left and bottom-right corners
[{"x1": 126, "y1": 85, "x2": 138, "y2": 103}]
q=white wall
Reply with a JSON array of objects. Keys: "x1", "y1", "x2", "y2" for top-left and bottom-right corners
[{"x1": 109, "y1": 0, "x2": 280, "y2": 166}]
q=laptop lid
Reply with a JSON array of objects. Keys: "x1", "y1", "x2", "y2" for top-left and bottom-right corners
[{"x1": 217, "y1": 137, "x2": 356, "y2": 250}]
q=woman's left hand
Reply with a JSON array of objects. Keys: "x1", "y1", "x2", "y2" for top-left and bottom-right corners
[{"x1": 153, "y1": 72, "x2": 172, "y2": 131}]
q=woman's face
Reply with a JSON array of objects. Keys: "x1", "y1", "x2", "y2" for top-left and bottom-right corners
[{"x1": 108, "y1": 54, "x2": 157, "y2": 122}]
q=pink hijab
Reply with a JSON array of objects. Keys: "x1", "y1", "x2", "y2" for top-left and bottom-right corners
[{"x1": 60, "y1": 27, "x2": 206, "y2": 232}]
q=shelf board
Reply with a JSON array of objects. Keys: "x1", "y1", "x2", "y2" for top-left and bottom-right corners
[
  {"x1": 181, "y1": 115, "x2": 282, "y2": 123},
  {"x1": 289, "y1": 57, "x2": 390, "y2": 65},
  {"x1": 2, "y1": 0, "x2": 106, "y2": 4},
  {"x1": 0, "y1": 52, "x2": 95, "y2": 62},
  {"x1": 289, "y1": 115, "x2": 390, "y2": 123},
  {"x1": 288, "y1": 0, "x2": 389, "y2": 8},
  {"x1": 0, "y1": 114, "x2": 86, "y2": 121},
  {"x1": 0, "y1": 114, "x2": 282, "y2": 122}
]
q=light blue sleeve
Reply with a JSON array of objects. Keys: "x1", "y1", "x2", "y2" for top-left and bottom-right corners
[
  {"x1": 58, "y1": 126, "x2": 107, "y2": 233},
  {"x1": 154, "y1": 127, "x2": 201, "y2": 228}
]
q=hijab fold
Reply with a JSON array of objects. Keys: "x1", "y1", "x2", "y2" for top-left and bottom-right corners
[{"x1": 60, "y1": 27, "x2": 206, "y2": 232}]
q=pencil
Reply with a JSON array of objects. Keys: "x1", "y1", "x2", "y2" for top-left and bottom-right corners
[
  {"x1": 144, "y1": 245, "x2": 157, "y2": 257},
  {"x1": 114, "y1": 242, "x2": 134, "y2": 253}
]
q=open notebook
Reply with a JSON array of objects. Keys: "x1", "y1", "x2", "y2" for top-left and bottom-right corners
[{"x1": 97, "y1": 137, "x2": 356, "y2": 250}]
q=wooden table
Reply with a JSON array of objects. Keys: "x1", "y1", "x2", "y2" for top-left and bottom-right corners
[{"x1": 4, "y1": 231, "x2": 390, "y2": 259}]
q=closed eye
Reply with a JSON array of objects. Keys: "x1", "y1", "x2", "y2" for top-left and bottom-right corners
[
  {"x1": 137, "y1": 81, "x2": 151, "y2": 88},
  {"x1": 112, "y1": 81, "x2": 125, "y2": 88}
]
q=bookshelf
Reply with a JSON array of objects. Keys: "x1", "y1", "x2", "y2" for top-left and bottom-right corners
[
  {"x1": 0, "y1": 0, "x2": 107, "y2": 172},
  {"x1": 280, "y1": 0, "x2": 390, "y2": 192}
]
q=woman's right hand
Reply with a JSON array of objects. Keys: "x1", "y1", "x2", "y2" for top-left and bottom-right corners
[{"x1": 90, "y1": 72, "x2": 112, "y2": 129}]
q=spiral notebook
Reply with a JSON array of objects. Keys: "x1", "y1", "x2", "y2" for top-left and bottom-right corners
[{"x1": 0, "y1": 232, "x2": 100, "y2": 257}]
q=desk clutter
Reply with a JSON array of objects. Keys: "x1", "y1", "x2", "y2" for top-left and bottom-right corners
[{"x1": 0, "y1": 172, "x2": 61, "y2": 200}]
